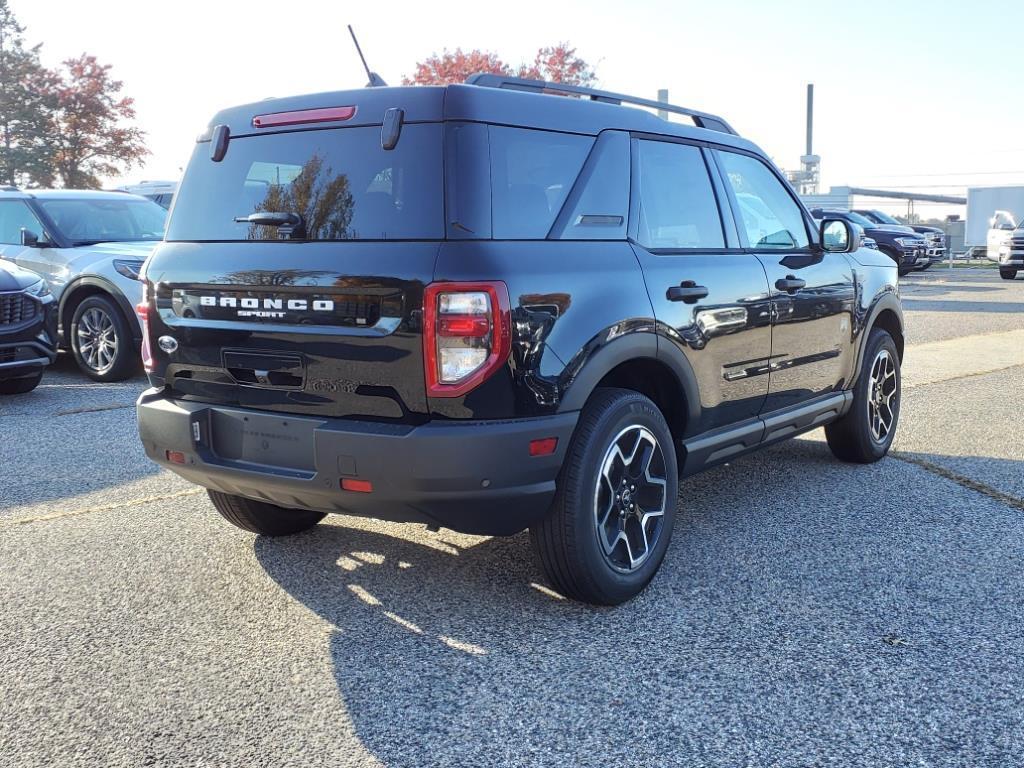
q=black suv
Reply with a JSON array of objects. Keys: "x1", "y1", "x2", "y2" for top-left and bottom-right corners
[
  {"x1": 810, "y1": 208, "x2": 925, "y2": 276},
  {"x1": 853, "y1": 209, "x2": 946, "y2": 269},
  {"x1": 0, "y1": 259, "x2": 57, "y2": 394},
  {"x1": 136, "y1": 76, "x2": 904, "y2": 605}
]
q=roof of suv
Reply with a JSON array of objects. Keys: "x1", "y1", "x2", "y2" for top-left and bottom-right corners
[{"x1": 202, "y1": 82, "x2": 762, "y2": 156}]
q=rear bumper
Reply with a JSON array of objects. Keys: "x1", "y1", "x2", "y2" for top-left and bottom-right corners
[{"x1": 136, "y1": 389, "x2": 578, "y2": 535}]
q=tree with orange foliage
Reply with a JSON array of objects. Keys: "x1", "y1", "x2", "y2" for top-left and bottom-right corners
[
  {"x1": 43, "y1": 54, "x2": 148, "y2": 188},
  {"x1": 404, "y1": 42, "x2": 596, "y2": 87}
]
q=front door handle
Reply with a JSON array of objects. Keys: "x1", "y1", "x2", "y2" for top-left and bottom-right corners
[
  {"x1": 667, "y1": 281, "x2": 709, "y2": 304},
  {"x1": 775, "y1": 275, "x2": 806, "y2": 294}
]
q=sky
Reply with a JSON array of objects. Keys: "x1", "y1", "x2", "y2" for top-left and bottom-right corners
[{"x1": 11, "y1": 0, "x2": 1024, "y2": 218}]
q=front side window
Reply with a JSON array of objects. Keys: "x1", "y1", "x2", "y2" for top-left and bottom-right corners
[
  {"x1": 718, "y1": 151, "x2": 809, "y2": 250},
  {"x1": 38, "y1": 198, "x2": 166, "y2": 245},
  {"x1": 0, "y1": 200, "x2": 46, "y2": 245},
  {"x1": 635, "y1": 140, "x2": 725, "y2": 250}
]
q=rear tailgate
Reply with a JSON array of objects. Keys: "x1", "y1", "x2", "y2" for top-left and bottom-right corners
[
  {"x1": 143, "y1": 109, "x2": 444, "y2": 423},
  {"x1": 145, "y1": 241, "x2": 435, "y2": 421}
]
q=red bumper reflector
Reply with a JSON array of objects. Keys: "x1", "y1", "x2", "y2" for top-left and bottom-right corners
[
  {"x1": 341, "y1": 478, "x2": 373, "y2": 493},
  {"x1": 136, "y1": 302, "x2": 153, "y2": 372},
  {"x1": 252, "y1": 105, "x2": 356, "y2": 129},
  {"x1": 166, "y1": 450, "x2": 186, "y2": 465},
  {"x1": 529, "y1": 437, "x2": 558, "y2": 457}
]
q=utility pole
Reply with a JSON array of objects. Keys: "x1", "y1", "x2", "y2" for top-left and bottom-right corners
[{"x1": 657, "y1": 89, "x2": 669, "y2": 120}]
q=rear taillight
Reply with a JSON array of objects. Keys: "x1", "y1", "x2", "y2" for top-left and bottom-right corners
[
  {"x1": 136, "y1": 282, "x2": 153, "y2": 373},
  {"x1": 423, "y1": 282, "x2": 511, "y2": 398}
]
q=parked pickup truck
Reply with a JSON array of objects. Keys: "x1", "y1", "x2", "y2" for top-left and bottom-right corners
[
  {"x1": 810, "y1": 209, "x2": 925, "y2": 275},
  {"x1": 994, "y1": 219, "x2": 1024, "y2": 279},
  {"x1": 853, "y1": 209, "x2": 945, "y2": 269}
]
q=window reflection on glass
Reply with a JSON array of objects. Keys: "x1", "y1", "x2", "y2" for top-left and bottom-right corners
[
  {"x1": 166, "y1": 125, "x2": 443, "y2": 242},
  {"x1": 822, "y1": 219, "x2": 849, "y2": 251},
  {"x1": 244, "y1": 154, "x2": 355, "y2": 240}
]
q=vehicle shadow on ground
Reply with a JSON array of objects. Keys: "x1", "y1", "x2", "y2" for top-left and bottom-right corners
[{"x1": 254, "y1": 437, "x2": 1024, "y2": 767}]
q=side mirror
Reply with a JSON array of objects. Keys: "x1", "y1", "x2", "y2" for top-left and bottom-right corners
[
  {"x1": 820, "y1": 218, "x2": 861, "y2": 253},
  {"x1": 20, "y1": 228, "x2": 40, "y2": 247}
]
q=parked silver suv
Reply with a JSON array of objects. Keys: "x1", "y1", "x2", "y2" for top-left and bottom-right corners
[{"x1": 0, "y1": 188, "x2": 165, "y2": 380}]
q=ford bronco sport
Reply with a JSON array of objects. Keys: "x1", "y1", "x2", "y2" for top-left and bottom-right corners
[{"x1": 136, "y1": 75, "x2": 904, "y2": 605}]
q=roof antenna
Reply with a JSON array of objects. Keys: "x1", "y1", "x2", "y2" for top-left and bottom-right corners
[{"x1": 348, "y1": 25, "x2": 387, "y2": 88}]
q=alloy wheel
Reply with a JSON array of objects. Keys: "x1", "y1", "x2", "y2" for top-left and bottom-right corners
[
  {"x1": 594, "y1": 425, "x2": 668, "y2": 572},
  {"x1": 867, "y1": 348, "x2": 898, "y2": 443},
  {"x1": 77, "y1": 307, "x2": 119, "y2": 374}
]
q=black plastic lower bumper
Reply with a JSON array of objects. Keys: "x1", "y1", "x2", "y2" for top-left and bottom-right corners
[
  {"x1": 136, "y1": 390, "x2": 578, "y2": 535},
  {"x1": 0, "y1": 299, "x2": 57, "y2": 380}
]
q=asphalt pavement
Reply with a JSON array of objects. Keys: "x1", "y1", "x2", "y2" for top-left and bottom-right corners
[{"x1": 1, "y1": 267, "x2": 1022, "y2": 767}]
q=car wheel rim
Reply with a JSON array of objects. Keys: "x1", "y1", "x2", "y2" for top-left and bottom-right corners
[
  {"x1": 594, "y1": 425, "x2": 668, "y2": 573},
  {"x1": 867, "y1": 348, "x2": 898, "y2": 444},
  {"x1": 77, "y1": 307, "x2": 118, "y2": 374}
]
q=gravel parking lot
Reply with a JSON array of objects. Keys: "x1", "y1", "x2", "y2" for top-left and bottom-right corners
[{"x1": 2, "y1": 268, "x2": 1022, "y2": 767}]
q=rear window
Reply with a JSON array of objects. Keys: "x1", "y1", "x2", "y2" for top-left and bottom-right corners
[{"x1": 166, "y1": 125, "x2": 443, "y2": 242}]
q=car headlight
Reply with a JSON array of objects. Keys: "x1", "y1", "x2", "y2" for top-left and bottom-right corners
[
  {"x1": 113, "y1": 259, "x2": 145, "y2": 280},
  {"x1": 25, "y1": 279, "x2": 51, "y2": 298},
  {"x1": 894, "y1": 238, "x2": 919, "y2": 248}
]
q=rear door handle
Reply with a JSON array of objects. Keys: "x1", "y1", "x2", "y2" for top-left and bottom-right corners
[
  {"x1": 667, "y1": 281, "x2": 709, "y2": 304},
  {"x1": 775, "y1": 275, "x2": 806, "y2": 293}
]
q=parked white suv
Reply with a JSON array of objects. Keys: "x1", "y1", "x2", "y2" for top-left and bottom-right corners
[
  {"x1": 116, "y1": 180, "x2": 178, "y2": 209},
  {"x1": 0, "y1": 188, "x2": 166, "y2": 380}
]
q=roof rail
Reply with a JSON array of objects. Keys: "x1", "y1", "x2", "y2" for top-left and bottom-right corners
[{"x1": 465, "y1": 73, "x2": 737, "y2": 136}]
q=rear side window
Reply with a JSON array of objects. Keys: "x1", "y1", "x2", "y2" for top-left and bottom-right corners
[
  {"x1": 489, "y1": 127, "x2": 593, "y2": 239},
  {"x1": 167, "y1": 125, "x2": 443, "y2": 241},
  {"x1": 717, "y1": 151, "x2": 809, "y2": 250},
  {"x1": 635, "y1": 140, "x2": 725, "y2": 250}
]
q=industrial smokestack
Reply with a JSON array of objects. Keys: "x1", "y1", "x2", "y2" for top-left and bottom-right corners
[{"x1": 806, "y1": 83, "x2": 814, "y2": 157}]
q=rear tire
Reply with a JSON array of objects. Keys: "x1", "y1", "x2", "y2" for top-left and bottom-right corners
[
  {"x1": 0, "y1": 371, "x2": 44, "y2": 395},
  {"x1": 207, "y1": 490, "x2": 325, "y2": 536},
  {"x1": 530, "y1": 388, "x2": 678, "y2": 606},
  {"x1": 826, "y1": 328, "x2": 901, "y2": 464},
  {"x1": 1000, "y1": 267, "x2": 1017, "y2": 280}
]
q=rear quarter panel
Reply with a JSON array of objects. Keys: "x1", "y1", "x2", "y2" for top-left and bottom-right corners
[{"x1": 431, "y1": 240, "x2": 654, "y2": 419}]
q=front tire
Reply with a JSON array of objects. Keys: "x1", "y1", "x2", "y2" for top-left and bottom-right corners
[
  {"x1": 207, "y1": 491, "x2": 325, "y2": 536},
  {"x1": 0, "y1": 371, "x2": 44, "y2": 395},
  {"x1": 1000, "y1": 267, "x2": 1017, "y2": 280},
  {"x1": 826, "y1": 328, "x2": 901, "y2": 463},
  {"x1": 70, "y1": 294, "x2": 137, "y2": 382},
  {"x1": 530, "y1": 388, "x2": 678, "y2": 606}
]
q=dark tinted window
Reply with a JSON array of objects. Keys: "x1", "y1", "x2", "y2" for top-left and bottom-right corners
[
  {"x1": 635, "y1": 140, "x2": 724, "y2": 249},
  {"x1": 489, "y1": 126, "x2": 593, "y2": 239},
  {"x1": 167, "y1": 125, "x2": 443, "y2": 241},
  {"x1": 0, "y1": 200, "x2": 45, "y2": 245},
  {"x1": 717, "y1": 151, "x2": 809, "y2": 249}
]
